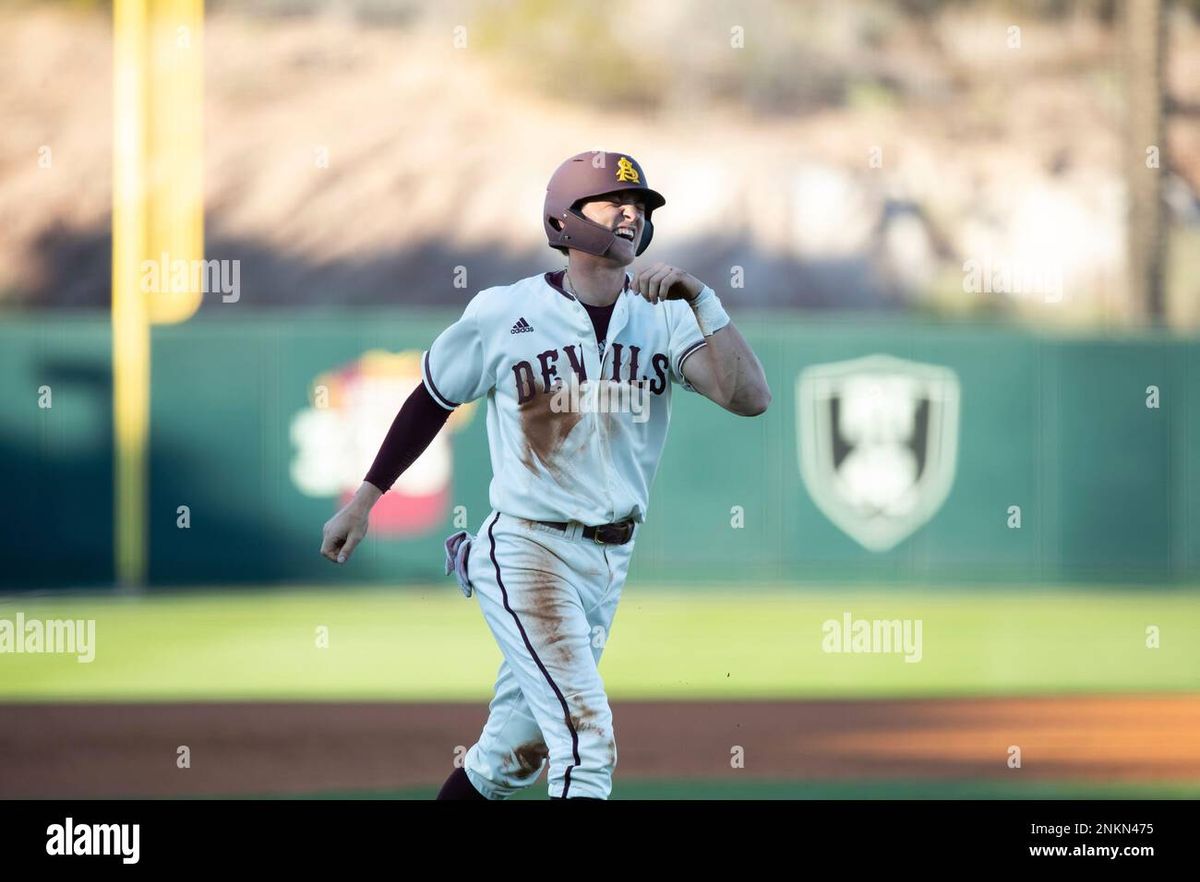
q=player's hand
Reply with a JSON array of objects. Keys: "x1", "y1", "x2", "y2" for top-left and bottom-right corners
[
  {"x1": 631, "y1": 263, "x2": 704, "y2": 305},
  {"x1": 321, "y1": 503, "x2": 370, "y2": 564}
]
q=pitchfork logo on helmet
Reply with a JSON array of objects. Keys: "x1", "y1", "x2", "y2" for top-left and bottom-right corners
[{"x1": 615, "y1": 157, "x2": 640, "y2": 184}]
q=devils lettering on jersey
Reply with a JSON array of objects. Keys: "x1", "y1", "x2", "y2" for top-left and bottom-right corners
[
  {"x1": 511, "y1": 343, "x2": 667, "y2": 401},
  {"x1": 536, "y1": 349, "x2": 561, "y2": 392},
  {"x1": 512, "y1": 361, "x2": 537, "y2": 405},
  {"x1": 562, "y1": 345, "x2": 588, "y2": 382},
  {"x1": 648, "y1": 353, "x2": 669, "y2": 395},
  {"x1": 608, "y1": 344, "x2": 623, "y2": 382}
]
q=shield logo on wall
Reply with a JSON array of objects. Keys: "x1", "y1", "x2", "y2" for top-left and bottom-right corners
[{"x1": 796, "y1": 354, "x2": 961, "y2": 552}]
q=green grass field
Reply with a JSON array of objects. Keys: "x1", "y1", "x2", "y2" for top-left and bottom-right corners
[{"x1": 2, "y1": 586, "x2": 1196, "y2": 700}]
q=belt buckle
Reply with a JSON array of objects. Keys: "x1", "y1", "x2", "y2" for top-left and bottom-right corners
[
  {"x1": 597, "y1": 521, "x2": 632, "y2": 545},
  {"x1": 592, "y1": 527, "x2": 607, "y2": 545}
]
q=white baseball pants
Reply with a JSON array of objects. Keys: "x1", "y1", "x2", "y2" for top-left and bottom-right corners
[{"x1": 459, "y1": 511, "x2": 635, "y2": 800}]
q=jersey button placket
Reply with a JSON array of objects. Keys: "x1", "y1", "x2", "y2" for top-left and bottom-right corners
[
  {"x1": 597, "y1": 299, "x2": 626, "y2": 522},
  {"x1": 577, "y1": 300, "x2": 617, "y2": 522}
]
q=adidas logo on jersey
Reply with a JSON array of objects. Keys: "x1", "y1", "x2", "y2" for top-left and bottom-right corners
[{"x1": 510, "y1": 317, "x2": 534, "y2": 334}]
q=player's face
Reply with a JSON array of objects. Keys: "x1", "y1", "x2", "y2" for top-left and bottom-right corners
[{"x1": 579, "y1": 191, "x2": 646, "y2": 263}]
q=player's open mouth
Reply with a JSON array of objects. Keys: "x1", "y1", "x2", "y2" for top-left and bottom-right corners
[{"x1": 614, "y1": 227, "x2": 636, "y2": 241}]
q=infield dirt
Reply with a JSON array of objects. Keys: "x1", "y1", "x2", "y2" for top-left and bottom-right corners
[{"x1": 2, "y1": 695, "x2": 1197, "y2": 798}]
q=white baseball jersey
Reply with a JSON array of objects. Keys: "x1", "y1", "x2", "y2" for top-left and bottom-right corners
[{"x1": 421, "y1": 270, "x2": 708, "y2": 525}]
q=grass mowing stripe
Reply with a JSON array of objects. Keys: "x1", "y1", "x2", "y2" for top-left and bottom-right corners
[{"x1": 1, "y1": 587, "x2": 1196, "y2": 700}]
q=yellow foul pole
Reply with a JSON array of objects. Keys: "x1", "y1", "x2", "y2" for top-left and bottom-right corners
[
  {"x1": 113, "y1": 0, "x2": 149, "y2": 588},
  {"x1": 113, "y1": 0, "x2": 204, "y2": 588}
]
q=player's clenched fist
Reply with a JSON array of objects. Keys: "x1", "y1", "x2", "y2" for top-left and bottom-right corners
[
  {"x1": 631, "y1": 263, "x2": 704, "y2": 305},
  {"x1": 321, "y1": 502, "x2": 370, "y2": 564}
]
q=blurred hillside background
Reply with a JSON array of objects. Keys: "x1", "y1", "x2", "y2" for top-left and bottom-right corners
[{"x1": 4, "y1": 0, "x2": 1200, "y2": 325}]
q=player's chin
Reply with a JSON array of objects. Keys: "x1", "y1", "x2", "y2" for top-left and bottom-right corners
[{"x1": 604, "y1": 237, "x2": 638, "y2": 265}]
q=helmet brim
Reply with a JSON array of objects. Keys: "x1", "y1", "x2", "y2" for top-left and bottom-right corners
[{"x1": 575, "y1": 187, "x2": 666, "y2": 214}]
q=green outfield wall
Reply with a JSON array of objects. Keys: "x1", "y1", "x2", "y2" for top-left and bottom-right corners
[{"x1": 1, "y1": 310, "x2": 1196, "y2": 589}]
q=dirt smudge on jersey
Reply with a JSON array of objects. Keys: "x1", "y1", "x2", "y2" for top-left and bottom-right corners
[
  {"x1": 570, "y1": 706, "x2": 602, "y2": 736},
  {"x1": 571, "y1": 706, "x2": 617, "y2": 770},
  {"x1": 519, "y1": 533, "x2": 577, "y2": 672},
  {"x1": 509, "y1": 740, "x2": 549, "y2": 779},
  {"x1": 518, "y1": 388, "x2": 583, "y2": 484}
]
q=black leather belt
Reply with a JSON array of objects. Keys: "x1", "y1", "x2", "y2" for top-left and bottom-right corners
[{"x1": 537, "y1": 518, "x2": 636, "y2": 545}]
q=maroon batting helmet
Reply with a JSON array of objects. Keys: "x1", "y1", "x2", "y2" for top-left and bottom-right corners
[{"x1": 544, "y1": 151, "x2": 666, "y2": 257}]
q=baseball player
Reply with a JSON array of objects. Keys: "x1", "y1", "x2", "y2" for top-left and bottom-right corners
[{"x1": 320, "y1": 151, "x2": 771, "y2": 800}]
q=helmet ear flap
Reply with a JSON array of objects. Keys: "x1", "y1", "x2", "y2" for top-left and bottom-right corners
[{"x1": 635, "y1": 217, "x2": 654, "y2": 256}]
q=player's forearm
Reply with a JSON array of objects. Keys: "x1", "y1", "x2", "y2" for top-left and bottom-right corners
[{"x1": 699, "y1": 322, "x2": 772, "y2": 416}]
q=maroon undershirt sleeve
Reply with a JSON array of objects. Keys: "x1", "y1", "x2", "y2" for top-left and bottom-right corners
[{"x1": 363, "y1": 382, "x2": 452, "y2": 494}]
